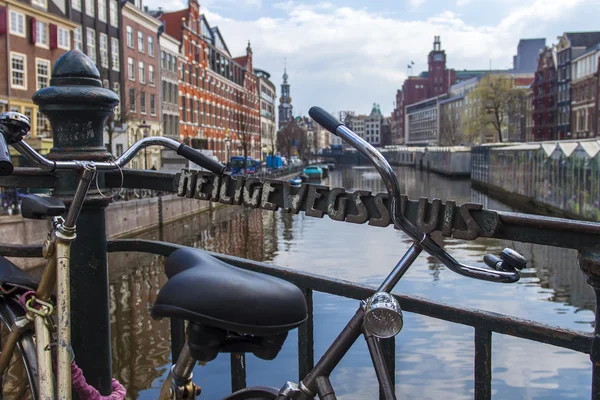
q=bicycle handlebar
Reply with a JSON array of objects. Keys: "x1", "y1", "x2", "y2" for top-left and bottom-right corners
[
  {"x1": 308, "y1": 106, "x2": 520, "y2": 284},
  {"x1": 11, "y1": 136, "x2": 226, "y2": 175}
]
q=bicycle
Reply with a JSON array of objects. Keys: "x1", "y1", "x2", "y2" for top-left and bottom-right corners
[{"x1": 0, "y1": 108, "x2": 526, "y2": 400}]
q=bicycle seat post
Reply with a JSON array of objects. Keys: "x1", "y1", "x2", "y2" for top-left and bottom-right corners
[{"x1": 32, "y1": 49, "x2": 119, "y2": 396}]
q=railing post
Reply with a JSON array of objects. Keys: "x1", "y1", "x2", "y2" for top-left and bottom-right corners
[
  {"x1": 33, "y1": 50, "x2": 119, "y2": 394},
  {"x1": 578, "y1": 248, "x2": 600, "y2": 400}
]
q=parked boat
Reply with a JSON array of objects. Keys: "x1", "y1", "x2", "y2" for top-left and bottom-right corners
[
  {"x1": 303, "y1": 166, "x2": 323, "y2": 179},
  {"x1": 288, "y1": 176, "x2": 303, "y2": 186}
]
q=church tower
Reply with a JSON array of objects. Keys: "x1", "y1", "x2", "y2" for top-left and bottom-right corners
[{"x1": 278, "y1": 61, "x2": 293, "y2": 129}]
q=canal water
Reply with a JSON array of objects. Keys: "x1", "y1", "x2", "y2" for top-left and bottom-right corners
[{"x1": 108, "y1": 166, "x2": 595, "y2": 400}]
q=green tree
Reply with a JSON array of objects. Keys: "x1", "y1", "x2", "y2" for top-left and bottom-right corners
[{"x1": 463, "y1": 74, "x2": 526, "y2": 143}]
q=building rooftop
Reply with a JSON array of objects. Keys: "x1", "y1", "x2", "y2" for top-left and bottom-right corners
[{"x1": 564, "y1": 32, "x2": 600, "y2": 48}]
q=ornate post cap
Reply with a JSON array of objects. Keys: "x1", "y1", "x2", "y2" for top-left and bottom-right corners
[{"x1": 32, "y1": 49, "x2": 119, "y2": 162}]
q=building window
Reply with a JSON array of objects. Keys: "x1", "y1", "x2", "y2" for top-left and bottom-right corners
[
  {"x1": 10, "y1": 53, "x2": 26, "y2": 90},
  {"x1": 109, "y1": 0, "x2": 118, "y2": 27},
  {"x1": 86, "y1": 28, "x2": 96, "y2": 63},
  {"x1": 148, "y1": 36, "x2": 154, "y2": 57},
  {"x1": 126, "y1": 26, "x2": 133, "y2": 48},
  {"x1": 116, "y1": 144, "x2": 123, "y2": 156},
  {"x1": 36, "y1": 58, "x2": 50, "y2": 90},
  {"x1": 137, "y1": 31, "x2": 144, "y2": 53},
  {"x1": 72, "y1": 0, "x2": 81, "y2": 11},
  {"x1": 149, "y1": 65, "x2": 155, "y2": 86},
  {"x1": 150, "y1": 94, "x2": 156, "y2": 116},
  {"x1": 111, "y1": 38, "x2": 119, "y2": 71},
  {"x1": 32, "y1": 0, "x2": 47, "y2": 9},
  {"x1": 128, "y1": 57, "x2": 134, "y2": 80},
  {"x1": 73, "y1": 26, "x2": 82, "y2": 50},
  {"x1": 57, "y1": 27, "x2": 70, "y2": 50},
  {"x1": 140, "y1": 92, "x2": 146, "y2": 114},
  {"x1": 98, "y1": 0, "x2": 106, "y2": 21},
  {"x1": 182, "y1": 97, "x2": 186, "y2": 122},
  {"x1": 9, "y1": 11, "x2": 25, "y2": 37},
  {"x1": 99, "y1": 33, "x2": 108, "y2": 68},
  {"x1": 36, "y1": 21, "x2": 48, "y2": 47},
  {"x1": 139, "y1": 62, "x2": 145, "y2": 83},
  {"x1": 129, "y1": 88, "x2": 135, "y2": 112},
  {"x1": 85, "y1": 0, "x2": 95, "y2": 17},
  {"x1": 102, "y1": 79, "x2": 108, "y2": 88},
  {"x1": 37, "y1": 111, "x2": 50, "y2": 137}
]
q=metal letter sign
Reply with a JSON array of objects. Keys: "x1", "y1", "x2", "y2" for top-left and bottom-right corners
[{"x1": 176, "y1": 170, "x2": 499, "y2": 241}]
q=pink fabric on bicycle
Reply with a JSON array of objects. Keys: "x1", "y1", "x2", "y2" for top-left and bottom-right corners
[
  {"x1": 17, "y1": 291, "x2": 127, "y2": 398},
  {"x1": 17, "y1": 290, "x2": 37, "y2": 310},
  {"x1": 71, "y1": 361, "x2": 126, "y2": 399}
]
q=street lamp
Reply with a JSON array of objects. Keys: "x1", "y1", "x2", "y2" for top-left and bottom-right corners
[{"x1": 138, "y1": 120, "x2": 151, "y2": 170}]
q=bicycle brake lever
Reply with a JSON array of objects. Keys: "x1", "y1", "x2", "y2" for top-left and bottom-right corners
[{"x1": 420, "y1": 235, "x2": 521, "y2": 283}]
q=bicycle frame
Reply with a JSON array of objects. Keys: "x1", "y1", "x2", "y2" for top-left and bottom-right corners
[{"x1": 0, "y1": 163, "x2": 95, "y2": 400}]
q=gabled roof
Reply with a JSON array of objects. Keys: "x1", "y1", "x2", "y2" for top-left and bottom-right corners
[
  {"x1": 558, "y1": 142, "x2": 578, "y2": 157},
  {"x1": 578, "y1": 141, "x2": 600, "y2": 158},
  {"x1": 233, "y1": 56, "x2": 248, "y2": 67},
  {"x1": 541, "y1": 143, "x2": 557, "y2": 156},
  {"x1": 211, "y1": 26, "x2": 231, "y2": 56},
  {"x1": 565, "y1": 32, "x2": 600, "y2": 48}
]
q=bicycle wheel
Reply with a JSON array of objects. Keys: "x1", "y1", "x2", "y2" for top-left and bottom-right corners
[{"x1": 0, "y1": 298, "x2": 38, "y2": 400}]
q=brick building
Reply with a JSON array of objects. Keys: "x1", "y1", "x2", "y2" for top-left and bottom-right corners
[
  {"x1": 254, "y1": 68, "x2": 276, "y2": 158},
  {"x1": 532, "y1": 46, "x2": 557, "y2": 141},
  {"x1": 392, "y1": 36, "x2": 456, "y2": 144},
  {"x1": 0, "y1": 0, "x2": 77, "y2": 142},
  {"x1": 571, "y1": 44, "x2": 599, "y2": 139},
  {"x1": 69, "y1": 0, "x2": 121, "y2": 112},
  {"x1": 157, "y1": 0, "x2": 260, "y2": 162},
  {"x1": 556, "y1": 32, "x2": 600, "y2": 138},
  {"x1": 122, "y1": 1, "x2": 161, "y2": 169},
  {"x1": 159, "y1": 32, "x2": 182, "y2": 171}
]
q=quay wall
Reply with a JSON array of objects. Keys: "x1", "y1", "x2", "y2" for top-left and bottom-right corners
[{"x1": 2, "y1": 194, "x2": 212, "y2": 269}]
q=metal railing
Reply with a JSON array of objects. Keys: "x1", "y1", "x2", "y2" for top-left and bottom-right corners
[{"x1": 104, "y1": 239, "x2": 595, "y2": 399}]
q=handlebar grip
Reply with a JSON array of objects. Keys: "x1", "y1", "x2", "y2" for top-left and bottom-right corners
[
  {"x1": 177, "y1": 144, "x2": 226, "y2": 175},
  {"x1": 0, "y1": 129, "x2": 13, "y2": 176},
  {"x1": 309, "y1": 106, "x2": 343, "y2": 135},
  {"x1": 483, "y1": 254, "x2": 501, "y2": 269}
]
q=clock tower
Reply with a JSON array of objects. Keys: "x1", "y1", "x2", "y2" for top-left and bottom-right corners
[{"x1": 427, "y1": 36, "x2": 452, "y2": 96}]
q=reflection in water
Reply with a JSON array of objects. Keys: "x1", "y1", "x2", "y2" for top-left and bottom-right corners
[{"x1": 108, "y1": 166, "x2": 595, "y2": 399}]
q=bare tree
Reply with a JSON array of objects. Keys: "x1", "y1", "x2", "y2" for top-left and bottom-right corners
[
  {"x1": 104, "y1": 83, "x2": 149, "y2": 156},
  {"x1": 231, "y1": 113, "x2": 258, "y2": 174},
  {"x1": 439, "y1": 111, "x2": 463, "y2": 146},
  {"x1": 277, "y1": 119, "x2": 304, "y2": 161}
]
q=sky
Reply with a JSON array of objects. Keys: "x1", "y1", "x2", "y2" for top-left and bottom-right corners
[{"x1": 145, "y1": 0, "x2": 600, "y2": 117}]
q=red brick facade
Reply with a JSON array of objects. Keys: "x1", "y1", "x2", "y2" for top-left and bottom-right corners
[
  {"x1": 532, "y1": 47, "x2": 557, "y2": 141},
  {"x1": 392, "y1": 36, "x2": 456, "y2": 144},
  {"x1": 122, "y1": 2, "x2": 161, "y2": 168},
  {"x1": 158, "y1": 0, "x2": 260, "y2": 162},
  {"x1": 0, "y1": 0, "x2": 77, "y2": 138},
  {"x1": 572, "y1": 76, "x2": 597, "y2": 138},
  {"x1": 571, "y1": 47, "x2": 599, "y2": 139}
]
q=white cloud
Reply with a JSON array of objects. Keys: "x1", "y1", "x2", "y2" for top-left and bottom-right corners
[
  {"x1": 155, "y1": 0, "x2": 597, "y2": 116},
  {"x1": 409, "y1": 0, "x2": 427, "y2": 7},
  {"x1": 456, "y1": 0, "x2": 472, "y2": 6}
]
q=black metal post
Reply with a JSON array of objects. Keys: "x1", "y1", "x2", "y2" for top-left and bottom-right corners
[
  {"x1": 578, "y1": 248, "x2": 600, "y2": 400},
  {"x1": 33, "y1": 50, "x2": 119, "y2": 395}
]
